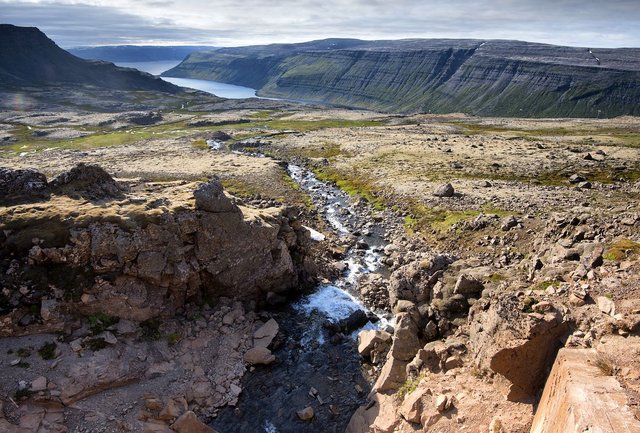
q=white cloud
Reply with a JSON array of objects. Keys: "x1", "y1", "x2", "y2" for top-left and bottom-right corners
[{"x1": 1, "y1": 0, "x2": 639, "y2": 47}]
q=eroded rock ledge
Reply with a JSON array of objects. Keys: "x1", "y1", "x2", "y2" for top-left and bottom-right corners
[{"x1": 0, "y1": 164, "x2": 317, "y2": 432}]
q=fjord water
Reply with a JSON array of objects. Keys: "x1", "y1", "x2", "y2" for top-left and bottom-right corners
[{"x1": 116, "y1": 60, "x2": 258, "y2": 99}]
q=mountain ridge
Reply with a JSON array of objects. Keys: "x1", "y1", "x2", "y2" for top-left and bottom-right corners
[
  {"x1": 164, "y1": 38, "x2": 640, "y2": 117},
  {"x1": 0, "y1": 24, "x2": 181, "y2": 93}
]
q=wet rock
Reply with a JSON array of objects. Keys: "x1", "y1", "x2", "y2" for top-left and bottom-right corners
[
  {"x1": 243, "y1": 347, "x2": 276, "y2": 365},
  {"x1": 253, "y1": 318, "x2": 279, "y2": 348},
  {"x1": 338, "y1": 309, "x2": 369, "y2": 333},
  {"x1": 296, "y1": 406, "x2": 315, "y2": 422},
  {"x1": 433, "y1": 183, "x2": 454, "y2": 197},
  {"x1": 194, "y1": 178, "x2": 239, "y2": 213},
  {"x1": 171, "y1": 411, "x2": 218, "y2": 433}
]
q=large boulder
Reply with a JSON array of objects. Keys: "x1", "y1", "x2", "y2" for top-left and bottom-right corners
[
  {"x1": 390, "y1": 313, "x2": 422, "y2": 362},
  {"x1": 388, "y1": 254, "x2": 453, "y2": 306},
  {"x1": 469, "y1": 294, "x2": 571, "y2": 401},
  {"x1": 0, "y1": 167, "x2": 48, "y2": 203},
  {"x1": 193, "y1": 178, "x2": 239, "y2": 213},
  {"x1": 50, "y1": 163, "x2": 122, "y2": 199}
]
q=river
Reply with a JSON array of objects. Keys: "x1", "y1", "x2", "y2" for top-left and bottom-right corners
[
  {"x1": 209, "y1": 154, "x2": 392, "y2": 433},
  {"x1": 115, "y1": 60, "x2": 259, "y2": 99}
]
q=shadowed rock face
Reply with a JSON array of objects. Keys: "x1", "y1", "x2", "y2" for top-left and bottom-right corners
[
  {"x1": 164, "y1": 38, "x2": 640, "y2": 117},
  {"x1": 0, "y1": 24, "x2": 181, "y2": 93}
]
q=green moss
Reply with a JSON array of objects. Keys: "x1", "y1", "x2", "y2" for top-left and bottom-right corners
[
  {"x1": 535, "y1": 280, "x2": 562, "y2": 291},
  {"x1": 604, "y1": 239, "x2": 640, "y2": 261},
  {"x1": 87, "y1": 313, "x2": 119, "y2": 335},
  {"x1": 192, "y1": 138, "x2": 208, "y2": 150},
  {"x1": 140, "y1": 318, "x2": 161, "y2": 341},
  {"x1": 84, "y1": 337, "x2": 108, "y2": 351},
  {"x1": 16, "y1": 348, "x2": 31, "y2": 358},
  {"x1": 397, "y1": 372, "x2": 426, "y2": 401},
  {"x1": 404, "y1": 203, "x2": 480, "y2": 234},
  {"x1": 167, "y1": 333, "x2": 180, "y2": 346},
  {"x1": 37, "y1": 342, "x2": 57, "y2": 360},
  {"x1": 313, "y1": 166, "x2": 385, "y2": 210}
]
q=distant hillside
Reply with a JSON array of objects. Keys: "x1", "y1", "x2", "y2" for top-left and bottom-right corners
[
  {"x1": 0, "y1": 24, "x2": 181, "y2": 93},
  {"x1": 69, "y1": 45, "x2": 214, "y2": 62},
  {"x1": 164, "y1": 38, "x2": 640, "y2": 117}
]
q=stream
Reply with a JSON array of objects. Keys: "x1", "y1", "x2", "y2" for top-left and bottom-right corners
[{"x1": 210, "y1": 161, "x2": 392, "y2": 433}]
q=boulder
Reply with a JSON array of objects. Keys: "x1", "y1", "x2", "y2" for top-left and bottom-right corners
[
  {"x1": 193, "y1": 178, "x2": 239, "y2": 213},
  {"x1": 433, "y1": 183, "x2": 454, "y2": 197},
  {"x1": 469, "y1": 294, "x2": 570, "y2": 401},
  {"x1": 253, "y1": 318, "x2": 279, "y2": 348},
  {"x1": 357, "y1": 329, "x2": 392, "y2": 357},
  {"x1": 453, "y1": 273, "x2": 484, "y2": 296},
  {"x1": 390, "y1": 313, "x2": 421, "y2": 361},
  {"x1": 597, "y1": 296, "x2": 616, "y2": 316},
  {"x1": 243, "y1": 347, "x2": 276, "y2": 365},
  {"x1": 50, "y1": 163, "x2": 122, "y2": 199},
  {"x1": 0, "y1": 167, "x2": 48, "y2": 203},
  {"x1": 399, "y1": 385, "x2": 432, "y2": 424},
  {"x1": 171, "y1": 411, "x2": 218, "y2": 433},
  {"x1": 388, "y1": 254, "x2": 453, "y2": 306},
  {"x1": 374, "y1": 352, "x2": 408, "y2": 392},
  {"x1": 296, "y1": 406, "x2": 314, "y2": 422}
]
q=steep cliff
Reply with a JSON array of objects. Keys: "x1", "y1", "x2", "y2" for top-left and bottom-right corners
[
  {"x1": 164, "y1": 38, "x2": 640, "y2": 117},
  {"x1": 0, "y1": 25, "x2": 181, "y2": 93}
]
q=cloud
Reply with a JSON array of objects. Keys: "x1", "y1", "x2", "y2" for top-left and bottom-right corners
[{"x1": 1, "y1": 0, "x2": 639, "y2": 47}]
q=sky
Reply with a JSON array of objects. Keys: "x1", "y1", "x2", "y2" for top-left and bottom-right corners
[{"x1": 1, "y1": 0, "x2": 639, "y2": 48}]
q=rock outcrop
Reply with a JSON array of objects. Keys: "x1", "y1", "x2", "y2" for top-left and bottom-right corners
[
  {"x1": 469, "y1": 294, "x2": 571, "y2": 401},
  {"x1": 0, "y1": 166, "x2": 315, "y2": 335},
  {"x1": 531, "y1": 348, "x2": 640, "y2": 433}
]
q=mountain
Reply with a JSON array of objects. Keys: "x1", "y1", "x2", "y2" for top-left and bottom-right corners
[
  {"x1": 69, "y1": 45, "x2": 214, "y2": 63},
  {"x1": 163, "y1": 38, "x2": 640, "y2": 117},
  {"x1": 0, "y1": 24, "x2": 181, "y2": 93}
]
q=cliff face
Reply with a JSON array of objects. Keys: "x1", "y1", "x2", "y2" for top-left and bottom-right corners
[
  {"x1": 164, "y1": 38, "x2": 640, "y2": 117},
  {"x1": 0, "y1": 25, "x2": 181, "y2": 93},
  {"x1": 0, "y1": 165, "x2": 314, "y2": 335}
]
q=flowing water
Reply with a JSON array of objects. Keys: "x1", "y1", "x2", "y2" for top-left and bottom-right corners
[{"x1": 210, "y1": 162, "x2": 392, "y2": 433}]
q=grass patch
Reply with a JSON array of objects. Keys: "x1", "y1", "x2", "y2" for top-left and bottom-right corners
[
  {"x1": 167, "y1": 333, "x2": 180, "y2": 346},
  {"x1": 192, "y1": 138, "x2": 208, "y2": 150},
  {"x1": 140, "y1": 318, "x2": 162, "y2": 341},
  {"x1": 534, "y1": 280, "x2": 562, "y2": 291},
  {"x1": 38, "y1": 342, "x2": 57, "y2": 360},
  {"x1": 604, "y1": 239, "x2": 640, "y2": 262},
  {"x1": 313, "y1": 166, "x2": 385, "y2": 210},
  {"x1": 16, "y1": 348, "x2": 31, "y2": 358},
  {"x1": 404, "y1": 203, "x2": 480, "y2": 234},
  {"x1": 397, "y1": 372, "x2": 426, "y2": 401},
  {"x1": 87, "y1": 313, "x2": 119, "y2": 335},
  {"x1": 594, "y1": 353, "x2": 616, "y2": 376}
]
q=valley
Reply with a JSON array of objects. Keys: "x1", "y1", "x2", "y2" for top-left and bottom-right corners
[{"x1": 1, "y1": 22, "x2": 640, "y2": 433}]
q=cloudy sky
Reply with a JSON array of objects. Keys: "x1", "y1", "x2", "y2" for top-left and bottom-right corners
[{"x1": 2, "y1": 0, "x2": 639, "y2": 48}]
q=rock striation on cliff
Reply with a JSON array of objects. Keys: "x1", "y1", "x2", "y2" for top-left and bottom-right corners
[{"x1": 164, "y1": 38, "x2": 640, "y2": 117}]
